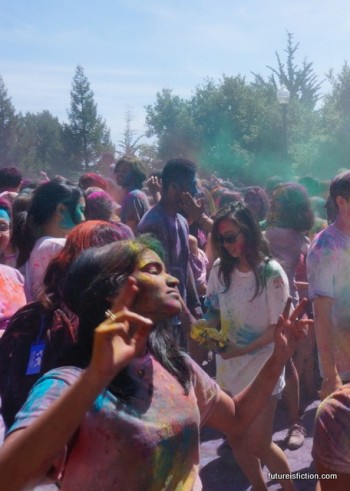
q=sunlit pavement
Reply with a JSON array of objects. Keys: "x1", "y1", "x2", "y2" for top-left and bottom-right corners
[{"x1": 200, "y1": 398, "x2": 320, "y2": 491}]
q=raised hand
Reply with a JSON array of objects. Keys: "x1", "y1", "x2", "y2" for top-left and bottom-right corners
[
  {"x1": 273, "y1": 297, "x2": 312, "y2": 363},
  {"x1": 146, "y1": 175, "x2": 162, "y2": 195},
  {"x1": 180, "y1": 192, "x2": 205, "y2": 222},
  {"x1": 89, "y1": 277, "x2": 153, "y2": 385}
]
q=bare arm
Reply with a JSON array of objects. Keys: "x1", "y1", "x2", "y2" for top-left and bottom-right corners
[
  {"x1": 146, "y1": 176, "x2": 162, "y2": 204},
  {"x1": 313, "y1": 296, "x2": 342, "y2": 399},
  {"x1": 0, "y1": 367, "x2": 109, "y2": 491},
  {"x1": 0, "y1": 280, "x2": 153, "y2": 491},
  {"x1": 206, "y1": 349, "x2": 287, "y2": 440},
  {"x1": 206, "y1": 300, "x2": 310, "y2": 439}
]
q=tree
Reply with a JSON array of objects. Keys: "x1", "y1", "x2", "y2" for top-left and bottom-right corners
[
  {"x1": 313, "y1": 62, "x2": 350, "y2": 177},
  {"x1": 0, "y1": 76, "x2": 19, "y2": 166},
  {"x1": 22, "y1": 111, "x2": 65, "y2": 175},
  {"x1": 145, "y1": 88, "x2": 199, "y2": 161},
  {"x1": 65, "y1": 65, "x2": 114, "y2": 171},
  {"x1": 254, "y1": 31, "x2": 323, "y2": 109},
  {"x1": 145, "y1": 78, "x2": 291, "y2": 183},
  {"x1": 116, "y1": 107, "x2": 144, "y2": 156}
]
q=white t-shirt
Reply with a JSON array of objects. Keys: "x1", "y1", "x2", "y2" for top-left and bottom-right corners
[
  {"x1": 24, "y1": 236, "x2": 66, "y2": 302},
  {"x1": 205, "y1": 259, "x2": 289, "y2": 395}
]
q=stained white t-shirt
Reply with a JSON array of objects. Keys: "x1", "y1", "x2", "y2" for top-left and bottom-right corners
[
  {"x1": 24, "y1": 236, "x2": 66, "y2": 302},
  {"x1": 205, "y1": 259, "x2": 289, "y2": 395}
]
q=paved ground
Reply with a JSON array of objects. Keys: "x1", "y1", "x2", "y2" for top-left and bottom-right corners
[{"x1": 200, "y1": 397, "x2": 320, "y2": 491}]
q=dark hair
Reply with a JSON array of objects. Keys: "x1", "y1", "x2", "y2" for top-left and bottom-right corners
[
  {"x1": 10, "y1": 193, "x2": 33, "y2": 264},
  {"x1": 85, "y1": 191, "x2": 116, "y2": 221},
  {"x1": 114, "y1": 156, "x2": 147, "y2": 190},
  {"x1": 161, "y1": 158, "x2": 196, "y2": 192},
  {"x1": 267, "y1": 183, "x2": 314, "y2": 231},
  {"x1": 0, "y1": 167, "x2": 22, "y2": 189},
  {"x1": 0, "y1": 198, "x2": 11, "y2": 218},
  {"x1": 28, "y1": 178, "x2": 83, "y2": 228},
  {"x1": 78, "y1": 173, "x2": 107, "y2": 191},
  {"x1": 243, "y1": 186, "x2": 270, "y2": 221},
  {"x1": 17, "y1": 178, "x2": 83, "y2": 266},
  {"x1": 325, "y1": 196, "x2": 337, "y2": 223},
  {"x1": 265, "y1": 176, "x2": 282, "y2": 196},
  {"x1": 217, "y1": 190, "x2": 243, "y2": 210},
  {"x1": 330, "y1": 170, "x2": 350, "y2": 211},
  {"x1": 62, "y1": 237, "x2": 191, "y2": 399},
  {"x1": 211, "y1": 201, "x2": 270, "y2": 300}
]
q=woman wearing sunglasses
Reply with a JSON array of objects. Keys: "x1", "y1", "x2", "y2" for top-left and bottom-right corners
[{"x1": 205, "y1": 201, "x2": 295, "y2": 491}]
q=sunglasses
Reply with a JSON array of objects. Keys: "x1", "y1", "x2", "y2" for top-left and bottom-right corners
[{"x1": 219, "y1": 230, "x2": 242, "y2": 245}]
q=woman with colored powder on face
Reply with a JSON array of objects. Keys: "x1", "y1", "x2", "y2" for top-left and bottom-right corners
[
  {"x1": 197, "y1": 201, "x2": 296, "y2": 491},
  {"x1": 17, "y1": 178, "x2": 86, "y2": 302},
  {"x1": 0, "y1": 199, "x2": 26, "y2": 334},
  {"x1": 0, "y1": 235, "x2": 308, "y2": 491}
]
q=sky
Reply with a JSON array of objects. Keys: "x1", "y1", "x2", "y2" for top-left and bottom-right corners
[{"x1": 1, "y1": 0, "x2": 350, "y2": 146}]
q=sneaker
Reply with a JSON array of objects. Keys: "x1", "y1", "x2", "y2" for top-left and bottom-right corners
[{"x1": 285, "y1": 423, "x2": 306, "y2": 450}]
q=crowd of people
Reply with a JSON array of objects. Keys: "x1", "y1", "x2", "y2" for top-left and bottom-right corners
[{"x1": 0, "y1": 158, "x2": 348, "y2": 490}]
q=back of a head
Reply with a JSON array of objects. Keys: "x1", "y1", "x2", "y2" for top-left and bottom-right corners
[
  {"x1": 43, "y1": 221, "x2": 128, "y2": 307},
  {"x1": 244, "y1": 186, "x2": 270, "y2": 221},
  {"x1": 161, "y1": 158, "x2": 197, "y2": 192},
  {"x1": 269, "y1": 182, "x2": 314, "y2": 231},
  {"x1": 218, "y1": 190, "x2": 243, "y2": 210},
  {"x1": 12, "y1": 193, "x2": 32, "y2": 217},
  {"x1": 0, "y1": 167, "x2": 22, "y2": 191},
  {"x1": 85, "y1": 190, "x2": 115, "y2": 221},
  {"x1": 78, "y1": 173, "x2": 107, "y2": 191}
]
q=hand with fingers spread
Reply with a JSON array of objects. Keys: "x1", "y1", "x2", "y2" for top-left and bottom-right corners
[
  {"x1": 180, "y1": 192, "x2": 205, "y2": 222},
  {"x1": 272, "y1": 297, "x2": 312, "y2": 364},
  {"x1": 89, "y1": 277, "x2": 153, "y2": 385}
]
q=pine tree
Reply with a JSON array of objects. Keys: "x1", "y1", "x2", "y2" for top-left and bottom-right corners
[
  {"x1": 0, "y1": 76, "x2": 19, "y2": 166},
  {"x1": 65, "y1": 65, "x2": 114, "y2": 171},
  {"x1": 117, "y1": 107, "x2": 144, "y2": 156},
  {"x1": 255, "y1": 31, "x2": 323, "y2": 109}
]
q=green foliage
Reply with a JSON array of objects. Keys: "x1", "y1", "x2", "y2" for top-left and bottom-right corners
[
  {"x1": 260, "y1": 31, "x2": 323, "y2": 109},
  {"x1": 2, "y1": 33, "x2": 350, "y2": 185},
  {"x1": 116, "y1": 107, "x2": 144, "y2": 157},
  {"x1": 145, "y1": 33, "x2": 328, "y2": 184},
  {"x1": 0, "y1": 76, "x2": 19, "y2": 166},
  {"x1": 145, "y1": 88, "x2": 199, "y2": 160},
  {"x1": 145, "y1": 76, "x2": 302, "y2": 183},
  {"x1": 17, "y1": 111, "x2": 64, "y2": 176},
  {"x1": 65, "y1": 65, "x2": 115, "y2": 171}
]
